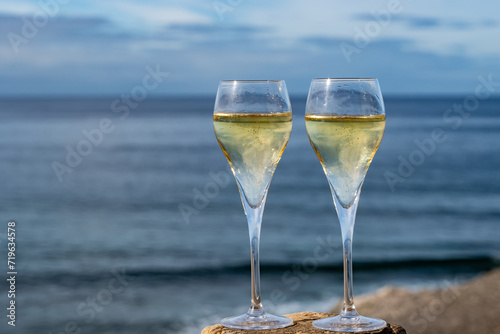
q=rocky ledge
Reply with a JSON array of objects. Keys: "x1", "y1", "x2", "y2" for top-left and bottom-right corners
[
  {"x1": 202, "y1": 311, "x2": 405, "y2": 334},
  {"x1": 331, "y1": 268, "x2": 500, "y2": 334}
]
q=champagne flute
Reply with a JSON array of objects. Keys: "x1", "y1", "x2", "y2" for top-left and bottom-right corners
[
  {"x1": 213, "y1": 80, "x2": 293, "y2": 330},
  {"x1": 305, "y1": 78, "x2": 386, "y2": 332}
]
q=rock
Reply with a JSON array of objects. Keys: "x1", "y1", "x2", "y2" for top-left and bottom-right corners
[
  {"x1": 331, "y1": 268, "x2": 500, "y2": 334},
  {"x1": 202, "y1": 311, "x2": 405, "y2": 334}
]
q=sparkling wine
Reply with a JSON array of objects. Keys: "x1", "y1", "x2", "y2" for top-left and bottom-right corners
[
  {"x1": 305, "y1": 114, "x2": 385, "y2": 207},
  {"x1": 214, "y1": 113, "x2": 292, "y2": 208}
]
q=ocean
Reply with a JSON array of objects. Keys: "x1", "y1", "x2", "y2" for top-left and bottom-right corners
[{"x1": 0, "y1": 96, "x2": 499, "y2": 333}]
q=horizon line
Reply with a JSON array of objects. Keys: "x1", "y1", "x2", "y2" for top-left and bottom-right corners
[{"x1": 1, "y1": 93, "x2": 500, "y2": 100}]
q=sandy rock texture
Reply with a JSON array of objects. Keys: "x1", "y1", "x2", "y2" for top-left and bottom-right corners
[{"x1": 202, "y1": 311, "x2": 405, "y2": 334}]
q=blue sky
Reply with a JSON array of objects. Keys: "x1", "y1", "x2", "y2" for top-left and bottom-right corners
[{"x1": 1, "y1": 0, "x2": 500, "y2": 96}]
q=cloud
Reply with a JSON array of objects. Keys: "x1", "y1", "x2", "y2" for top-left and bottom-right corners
[
  {"x1": 0, "y1": 13, "x2": 142, "y2": 71},
  {"x1": 1, "y1": 13, "x2": 122, "y2": 42},
  {"x1": 300, "y1": 36, "x2": 351, "y2": 46},
  {"x1": 402, "y1": 16, "x2": 441, "y2": 28},
  {"x1": 354, "y1": 13, "x2": 498, "y2": 30},
  {"x1": 0, "y1": 2, "x2": 39, "y2": 15},
  {"x1": 161, "y1": 23, "x2": 271, "y2": 46},
  {"x1": 1, "y1": 1, "x2": 500, "y2": 96},
  {"x1": 166, "y1": 23, "x2": 265, "y2": 34},
  {"x1": 104, "y1": 2, "x2": 213, "y2": 27}
]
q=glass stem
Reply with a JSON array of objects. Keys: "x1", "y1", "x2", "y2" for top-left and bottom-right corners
[
  {"x1": 332, "y1": 189, "x2": 361, "y2": 317},
  {"x1": 241, "y1": 192, "x2": 267, "y2": 315}
]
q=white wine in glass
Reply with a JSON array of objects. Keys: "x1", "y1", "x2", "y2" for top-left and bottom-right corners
[
  {"x1": 213, "y1": 80, "x2": 293, "y2": 330},
  {"x1": 214, "y1": 113, "x2": 292, "y2": 208},
  {"x1": 305, "y1": 115, "x2": 385, "y2": 208},
  {"x1": 306, "y1": 78, "x2": 386, "y2": 332}
]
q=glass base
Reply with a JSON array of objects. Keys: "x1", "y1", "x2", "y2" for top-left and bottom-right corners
[
  {"x1": 312, "y1": 313, "x2": 386, "y2": 332},
  {"x1": 221, "y1": 308, "x2": 293, "y2": 330}
]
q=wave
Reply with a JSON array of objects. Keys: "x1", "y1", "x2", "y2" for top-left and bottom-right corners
[
  {"x1": 175, "y1": 256, "x2": 500, "y2": 275},
  {"x1": 18, "y1": 255, "x2": 500, "y2": 285}
]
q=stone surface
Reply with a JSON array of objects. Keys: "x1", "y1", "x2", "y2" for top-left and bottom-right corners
[
  {"x1": 202, "y1": 312, "x2": 406, "y2": 334},
  {"x1": 331, "y1": 268, "x2": 500, "y2": 334}
]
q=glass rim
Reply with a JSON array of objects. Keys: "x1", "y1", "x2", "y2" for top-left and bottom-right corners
[
  {"x1": 219, "y1": 79, "x2": 285, "y2": 83},
  {"x1": 312, "y1": 78, "x2": 377, "y2": 81}
]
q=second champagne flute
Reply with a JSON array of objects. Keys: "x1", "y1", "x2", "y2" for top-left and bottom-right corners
[
  {"x1": 305, "y1": 78, "x2": 386, "y2": 332},
  {"x1": 213, "y1": 80, "x2": 293, "y2": 330}
]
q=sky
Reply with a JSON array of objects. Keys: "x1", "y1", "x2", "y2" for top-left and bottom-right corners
[{"x1": 1, "y1": 0, "x2": 500, "y2": 96}]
